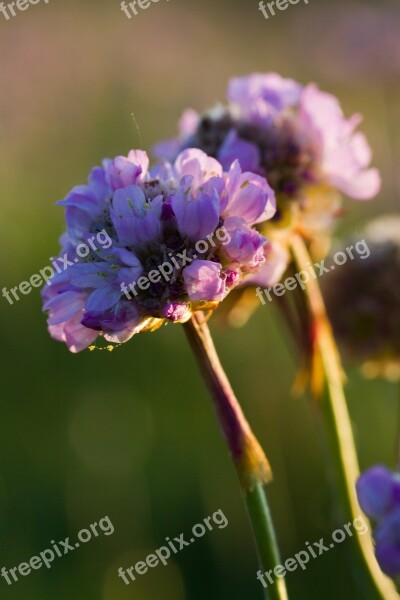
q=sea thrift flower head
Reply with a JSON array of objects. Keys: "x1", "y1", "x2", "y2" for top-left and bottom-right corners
[
  {"x1": 324, "y1": 215, "x2": 400, "y2": 381},
  {"x1": 42, "y1": 149, "x2": 275, "y2": 352},
  {"x1": 155, "y1": 73, "x2": 380, "y2": 204},
  {"x1": 154, "y1": 72, "x2": 381, "y2": 286},
  {"x1": 357, "y1": 466, "x2": 400, "y2": 577}
]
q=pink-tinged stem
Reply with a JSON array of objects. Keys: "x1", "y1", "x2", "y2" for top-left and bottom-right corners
[{"x1": 183, "y1": 313, "x2": 288, "y2": 600}]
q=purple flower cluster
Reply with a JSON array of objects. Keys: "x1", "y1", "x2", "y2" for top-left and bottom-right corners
[
  {"x1": 42, "y1": 72, "x2": 382, "y2": 350},
  {"x1": 42, "y1": 149, "x2": 275, "y2": 352},
  {"x1": 357, "y1": 465, "x2": 400, "y2": 577},
  {"x1": 155, "y1": 72, "x2": 381, "y2": 203},
  {"x1": 154, "y1": 73, "x2": 381, "y2": 291}
]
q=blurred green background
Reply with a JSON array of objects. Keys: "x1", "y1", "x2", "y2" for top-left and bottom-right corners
[{"x1": 0, "y1": 0, "x2": 399, "y2": 598}]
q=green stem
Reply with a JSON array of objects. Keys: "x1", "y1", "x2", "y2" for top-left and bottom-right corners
[
  {"x1": 290, "y1": 233, "x2": 398, "y2": 600},
  {"x1": 183, "y1": 314, "x2": 288, "y2": 600},
  {"x1": 246, "y1": 483, "x2": 289, "y2": 600}
]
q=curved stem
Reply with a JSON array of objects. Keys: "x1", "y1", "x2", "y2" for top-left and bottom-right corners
[
  {"x1": 183, "y1": 313, "x2": 288, "y2": 600},
  {"x1": 290, "y1": 233, "x2": 398, "y2": 600}
]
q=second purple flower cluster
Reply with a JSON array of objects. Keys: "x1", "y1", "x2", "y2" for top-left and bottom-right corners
[{"x1": 357, "y1": 465, "x2": 400, "y2": 577}]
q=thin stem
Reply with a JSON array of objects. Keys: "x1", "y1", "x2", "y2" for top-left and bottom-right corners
[
  {"x1": 183, "y1": 313, "x2": 288, "y2": 600},
  {"x1": 246, "y1": 483, "x2": 289, "y2": 600},
  {"x1": 397, "y1": 382, "x2": 400, "y2": 471},
  {"x1": 290, "y1": 233, "x2": 397, "y2": 600}
]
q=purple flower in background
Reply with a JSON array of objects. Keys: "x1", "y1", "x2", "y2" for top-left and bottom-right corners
[
  {"x1": 357, "y1": 465, "x2": 400, "y2": 577},
  {"x1": 357, "y1": 466, "x2": 400, "y2": 521},
  {"x1": 375, "y1": 511, "x2": 400, "y2": 578},
  {"x1": 324, "y1": 215, "x2": 400, "y2": 382},
  {"x1": 154, "y1": 72, "x2": 380, "y2": 203},
  {"x1": 42, "y1": 148, "x2": 275, "y2": 352},
  {"x1": 154, "y1": 72, "x2": 381, "y2": 291}
]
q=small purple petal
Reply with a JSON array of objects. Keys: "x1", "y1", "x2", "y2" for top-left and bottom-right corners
[
  {"x1": 223, "y1": 217, "x2": 266, "y2": 268},
  {"x1": 218, "y1": 130, "x2": 261, "y2": 173},
  {"x1": 183, "y1": 260, "x2": 226, "y2": 302},
  {"x1": 111, "y1": 186, "x2": 161, "y2": 245},
  {"x1": 69, "y1": 262, "x2": 113, "y2": 289},
  {"x1": 104, "y1": 150, "x2": 149, "y2": 190},
  {"x1": 85, "y1": 287, "x2": 122, "y2": 313},
  {"x1": 244, "y1": 241, "x2": 290, "y2": 287},
  {"x1": 375, "y1": 509, "x2": 400, "y2": 577},
  {"x1": 228, "y1": 72, "x2": 302, "y2": 125},
  {"x1": 174, "y1": 148, "x2": 223, "y2": 188},
  {"x1": 44, "y1": 291, "x2": 86, "y2": 325},
  {"x1": 62, "y1": 313, "x2": 98, "y2": 353},
  {"x1": 171, "y1": 186, "x2": 220, "y2": 241},
  {"x1": 162, "y1": 302, "x2": 191, "y2": 322},
  {"x1": 224, "y1": 160, "x2": 276, "y2": 225},
  {"x1": 356, "y1": 466, "x2": 400, "y2": 522}
]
